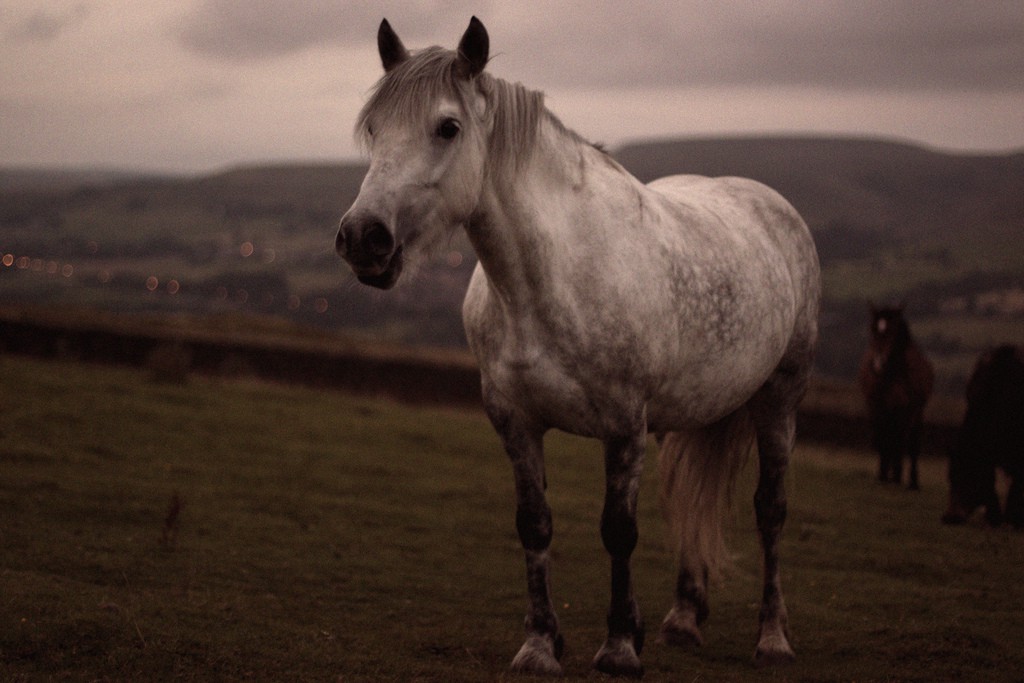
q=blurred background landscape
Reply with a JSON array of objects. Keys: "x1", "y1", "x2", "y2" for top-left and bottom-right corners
[
  {"x1": 3, "y1": 7, "x2": 1024, "y2": 680},
  {"x1": 2, "y1": 135, "x2": 1022, "y2": 398}
]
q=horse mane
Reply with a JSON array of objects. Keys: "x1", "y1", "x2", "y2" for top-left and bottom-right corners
[{"x1": 355, "y1": 46, "x2": 592, "y2": 176}]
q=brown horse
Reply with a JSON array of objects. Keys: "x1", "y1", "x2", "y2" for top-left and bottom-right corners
[
  {"x1": 858, "y1": 305, "x2": 934, "y2": 489},
  {"x1": 942, "y1": 345, "x2": 1024, "y2": 527}
]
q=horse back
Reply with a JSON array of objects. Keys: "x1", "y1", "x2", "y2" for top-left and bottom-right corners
[
  {"x1": 646, "y1": 174, "x2": 820, "y2": 329},
  {"x1": 647, "y1": 175, "x2": 817, "y2": 269}
]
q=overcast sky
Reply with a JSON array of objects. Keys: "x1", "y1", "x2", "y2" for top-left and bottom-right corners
[{"x1": 3, "y1": 1, "x2": 1023, "y2": 173}]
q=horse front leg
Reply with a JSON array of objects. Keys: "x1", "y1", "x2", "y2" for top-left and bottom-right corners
[
  {"x1": 870, "y1": 414, "x2": 890, "y2": 483},
  {"x1": 492, "y1": 411, "x2": 563, "y2": 676},
  {"x1": 593, "y1": 431, "x2": 646, "y2": 678},
  {"x1": 1004, "y1": 475, "x2": 1024, "y2": 528},
  {"x1": 906, "y1": 409, "x2": 923, "y2": 490}
]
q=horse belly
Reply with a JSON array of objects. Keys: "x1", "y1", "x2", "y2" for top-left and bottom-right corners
[
  {"x1": 500, "y1": 327, "x2": 787, "y2": 436},
  {"x1": 476, "y1": 322, "x2": 788, "y2": 438},
  {"x1": 648, "y1": 269, "x2": 798, "y2": 428},
  {"x1": 515, "y1": 360, "x2": 631, "y2": 436},
  {"x1": 646, "y1": 325, "x2": 792, "y2": 430}
]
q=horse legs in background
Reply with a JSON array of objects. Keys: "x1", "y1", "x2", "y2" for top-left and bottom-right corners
[
  {"x1": 1005, "y1": 475, "x2": 1024, "y2": 529},
  {"x1": 593, "y1": 432, "x2": 647, "y2": 678},
  {"x1": 874, "y1": 408, "x2": 923, "y2": 490},
  {"x1": 906, "y1": 409, "x2": 923, "y2": 490},
  {"x1": 491, "y1": 410, "x2": 564, "y2": 676},
  {"x1": 873, "y1": 412, "x2": 895, "y2": 484},
  {"x1": 873, "y1": 411, "x2": 908, "y2": 486}
]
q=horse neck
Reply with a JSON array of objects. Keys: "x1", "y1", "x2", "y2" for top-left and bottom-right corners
[
  {"x1": 878, "y1": 324, "x2": 912, "y2": 376},
  {"x1": 871, "y1": 323, "x2": 934, "y2": 407},
  {"x1": 466, "y1": 117, "x2": 633, "y2": 308}
]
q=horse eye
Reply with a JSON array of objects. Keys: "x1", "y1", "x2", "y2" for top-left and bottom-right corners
[{"x1": 436, "y1": 118, "x2": 460, "y2": 140}]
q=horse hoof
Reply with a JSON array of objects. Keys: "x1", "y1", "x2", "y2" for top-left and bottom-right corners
[
  {"x1": 511, "y1": 635, "x2": 563, "y2": 676},
  {"x1": 593, "y1": 638, "x2": 643, "y2": 679},
  {"x1": 754, "y1": 634, "x2": 796, "y2": 667},
  {"x1": 659, "y1": 606, "x2": 703, "y2": 648}
]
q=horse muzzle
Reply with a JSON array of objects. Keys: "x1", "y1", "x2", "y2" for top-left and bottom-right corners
[{"x1": 336, "y1": 214, "x2": 404, "y2": 290}]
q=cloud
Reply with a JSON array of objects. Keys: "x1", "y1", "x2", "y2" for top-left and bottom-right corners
[
  {"x1": 177, "y1": 0, "x2": 481, "y2": 60},
  {"x1": 490, "y1": 2, "x2": 1024, "y2": 93},
  {"x1": 176, "y1": 2, "x2": 1023, "y2": 93},
  {"x1": 1, "y1": 0, "x2": 1019, "y2": 171},
  {"x1": 5, "y1": 3, "x2": 89, "y2": 43}
]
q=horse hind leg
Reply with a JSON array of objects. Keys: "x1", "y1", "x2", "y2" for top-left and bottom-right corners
[
  {"x1": 747, "y1": 364, "x2": 808, "y2": 666},
  {"x1": 658, "y1": 414, "x2": 750, "y2": 651},
  {"x1": 656, "y1": 430, "x2": 717, "y2": 650},
  {"x1": 660, "y1": 563, "x2": 709, "y2": 648}
]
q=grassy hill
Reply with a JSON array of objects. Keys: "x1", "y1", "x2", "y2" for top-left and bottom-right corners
[
  {"x1": 1, "y1": 137, "x2": 1022, "y2": 391},
  {"x1": 3, "y1": 353, "x2": 1023, "y2": 681}
]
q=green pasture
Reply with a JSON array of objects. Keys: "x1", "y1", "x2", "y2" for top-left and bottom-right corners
[{"x1": 2, "y1": 355, "x2": 1023, "y2": 682}]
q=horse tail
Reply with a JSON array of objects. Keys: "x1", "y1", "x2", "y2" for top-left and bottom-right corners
[{"x1": 658, "y1": 409, "x2": 755, "y2": 580}]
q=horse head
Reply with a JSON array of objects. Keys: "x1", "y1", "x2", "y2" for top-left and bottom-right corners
[
  {"x1": 866, "y1": 303, "x2": 909, "y2": 374},
  {"x1": 336, "y1": 18, "x2": 491, "y2": 289}
]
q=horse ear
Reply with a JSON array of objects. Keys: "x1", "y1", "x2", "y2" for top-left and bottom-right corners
[
  {"x1": 378, "y1": 19, "x2": 409, "y2": 72},
  {"x1": 455, "y1": 16, "x2": 489, "y2": 79}
]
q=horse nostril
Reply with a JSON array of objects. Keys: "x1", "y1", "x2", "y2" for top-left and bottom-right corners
[
  {"x1": 364, "y1": 222, "x2": 395, "y2": 256},
  {"x1": 334, "y1": 228, "x2": 346, "y2": 255}
]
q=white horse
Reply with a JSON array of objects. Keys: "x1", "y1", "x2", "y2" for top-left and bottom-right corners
[{"x1": 336, "y1": 17, "x2": 820, "y2": 678}]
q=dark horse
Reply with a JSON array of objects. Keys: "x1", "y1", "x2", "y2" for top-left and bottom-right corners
[
  {"x1": 942, "y1": 345, "x2": 1024, "y2": 528},
  {"x1": 858, "y1": 305, "x2": 934, "y2": 489}
]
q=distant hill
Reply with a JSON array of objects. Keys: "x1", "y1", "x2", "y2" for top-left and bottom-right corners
[
  {"x1": 0, "y1": 168, "x2": 177, "y2": 192},
  {"x1": 1, "y1": 137, "x2": 1022, "y2": 392},
  {"x1": 615, "y1": 136, "x2": 1024, "y2": 262}
]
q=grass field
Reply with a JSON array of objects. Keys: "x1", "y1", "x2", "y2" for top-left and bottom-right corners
[{"x1": 2, "y1": 355, "x2": 1023, "y2": 682}]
